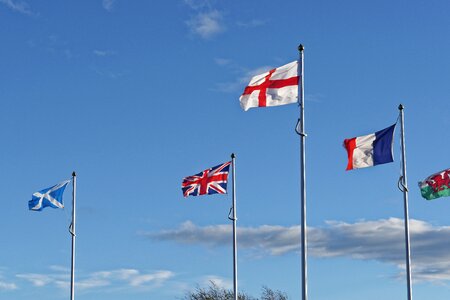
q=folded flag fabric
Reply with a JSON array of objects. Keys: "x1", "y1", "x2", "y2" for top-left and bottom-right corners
[
  {"x1": 29, "y1": 180, "x2": 71, "y2": 211},
  {"x1": 419, "y1": 168, "x2": 450, "y2": 200},
  {"x1": 239, "y1": 61, "x2": 299, "y2": 111},
  {"x1": 182, "y1": 161, "x2": 231, "y2": 197},
  {"x1": 344, "y1": 124, "x2": 396, "y2": 170}
]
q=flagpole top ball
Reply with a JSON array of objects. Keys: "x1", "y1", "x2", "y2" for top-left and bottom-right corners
[
  {"x1": 298, "y1": 44, "x2": 304, "y2": 52},
  {"x1": 398, "y1": 104, "x2": 404, "y2": 110},
  {"x1": 72, "y1": 171, "x2": 76, "y2": 177},
  {"x1": 231, "y1": 153, "x2": 236, "y2": 159}
]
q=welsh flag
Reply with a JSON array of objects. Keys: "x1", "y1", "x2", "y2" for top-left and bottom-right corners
[{"x1": 419, "y1": 168, "x2": 450, "y2": 200}]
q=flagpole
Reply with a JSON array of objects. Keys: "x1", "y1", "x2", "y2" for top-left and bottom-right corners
[
  {"x1": 70, "y1": 171, "x2": 77, "y2": 300},
  {"x1": 398, "y1": 104, "x2": 413, "y2": 300},
  {"x1": 231, "y1": 153, "x2": 238, "y2": 300},
  {"x1": 298, "y1": 44, "x2": 308, "y2": 300}
]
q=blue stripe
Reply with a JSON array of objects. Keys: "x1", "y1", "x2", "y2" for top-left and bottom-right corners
[{"x1": 373, "y1": 124, "x2": 396, "y2": 166}]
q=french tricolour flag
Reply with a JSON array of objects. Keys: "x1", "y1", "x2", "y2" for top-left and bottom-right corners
[{"x1": 344, "y1": 124, "x2": 396, "y2": 171}]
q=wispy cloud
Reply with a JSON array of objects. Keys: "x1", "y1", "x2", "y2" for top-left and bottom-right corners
[
  {"x1": 236, "y1": 19, "x2": 266, "y2": 28},
  {"x1": 0, "y1": 0, "x2": 35, "y2": 16},
  {"x1": 146, "y1": 218, "x2": 450, "y2": 283},
  {"x1": 102, "y1": 0, "x2": 115, "y2": 12},
  {"x1": 16, "y1": 273, "x2": 57, "y2": 287},
  {"x1": 186, "y1": 10, "x2": 225, "y2": 39},
  {"x1": 93, "y1": 49, "x2": 117, "y2": 57},
  {"x1": 183, "y1": 0, "x2": 213, "y2": 10},
  {"x1": 16, "y1": 267, "x2": 174, "y2": 292},
  {"x1": 183, "y1": 0, "x2": 224, "y2": 39},
  {"x1": 213, "y1": 63, "x2": 272, "y2": 93},
  {"x1": 0, "y1": 280, "x2": 17, "y2": 291},
  {"x1": 92, "y1": 67, "x2": 124, "y2": 79}
]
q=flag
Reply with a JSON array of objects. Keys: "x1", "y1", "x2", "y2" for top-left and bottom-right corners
[
  {"x1": 239, "y1": 61, "x2": 299, "y2": 111},
  {"x1": 344, "y1": 124, "x2": 396, "y2": 170},
  {"x1": 419, "y1": 168, "x2": 450, "y2": 200},
  {"x1": 29, "y1": 180, "x2": 71, "y2": 211},
  {"x1": 182, "y1": 161, "x2": 231, "y2": 197}
]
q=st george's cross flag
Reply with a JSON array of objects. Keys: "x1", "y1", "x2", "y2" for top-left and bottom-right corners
[
  {"x1": 29, "y1": 180, "x2": 71, "y2": 211},
  {"x1": 182, "y1": 161, "x2": 231, "y2": 197},
  {"x1": 419, "y1": 168, "x2": 450, "y2": 200},
  {"x1": 344, "y1": 124, "x2": 396, "y2": 171},
  {"x1": 239, "y1": 61, "x2": 299, "y2": 111}
]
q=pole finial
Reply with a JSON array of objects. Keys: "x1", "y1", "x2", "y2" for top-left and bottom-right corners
[
  {"x1": 231, "y1": 153, "x2": 236, "y2": 159},
  {"x1": 72, "y1": 171, "x2": 76, "y2": 177},
  {"x1": 298, "y1": 44, "x2": 304, "y2": 52},
  {"x1": 398, "y1": 104, "x2": 404, "y2": 110}
]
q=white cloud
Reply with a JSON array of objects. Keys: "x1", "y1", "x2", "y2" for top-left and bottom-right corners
[
  {"x1": 16, "y1": 273, "x2": 54, "y2": 287},
  {"x1": 214, "y1": 58, "x2": 232, "y2": 66},
  {"x1": 0, "y1": 280, "x2": 17, "y2": 291},
  {"x1": 213, "y1": 65, "x2": 272, "y2": 93},
  {"x1": 0, "y1": 0, "x2": 35, "y2": 15},
  {"x1": 147, "y1": 218, "x2": 450, "y2": 283},
  {"x1": 17, "y1": 267, "x2": 174, "y2": 292},
  {"x1": 183, "y1": 0, "x2": 213, "y2": 10},
  {"x1": 129, "y1": 271, "x2": 173, "y2": 287},
  {"x1": 186, "y1": 10, "x2": 225, "y2": 39},
  {"x1": 102, "y1": 0, "x2": 115, "y2": 12},
  {"x1": 236, "y1": 19, "x2": 266, "y2": 28},
  {"x1": 93, "y1": 49, "x2": 116, "y2": 57}
]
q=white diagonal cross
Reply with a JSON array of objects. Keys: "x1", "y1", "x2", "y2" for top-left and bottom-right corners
[{"x1": 31, "y1": 180, "x2": 70, "y2": 210}]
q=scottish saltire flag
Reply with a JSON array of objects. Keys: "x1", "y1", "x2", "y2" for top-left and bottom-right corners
[
  {"x1": 344, "y1": 124, "x2": 396, "y2": 170},
  {"x1": 419, "y1": 168, "x2": 450, "y2": 200},
  {"x1": 239, "y1": 61, "x2": 299, "y2": 111},
  {"x1": 182, "y1": 161, "x2": 231, "y2": 197},
  {"x1": 29, "y1": 180, "x2": 71, "y2": 211}
]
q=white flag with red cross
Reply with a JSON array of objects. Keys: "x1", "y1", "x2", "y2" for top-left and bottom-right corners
[{"x1": 239, "y1": 60, "x2": 300, "y2": 111}]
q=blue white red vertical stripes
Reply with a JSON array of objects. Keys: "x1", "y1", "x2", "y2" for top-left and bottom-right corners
[
  {"x1": 182, "y1": 161, "x2": 231, "y2": 197},
  {"x1": 344, "y1": 124, "x2": 396, "y2": 170}
]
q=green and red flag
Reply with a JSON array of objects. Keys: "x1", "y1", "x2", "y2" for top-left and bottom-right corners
[{"x1": 419, "y1": 168, "x2": 450, "y2": 200}]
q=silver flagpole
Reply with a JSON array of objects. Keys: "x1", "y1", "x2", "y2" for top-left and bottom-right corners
[
  {"x1": 231, "y1": 153, "x2": 238, "y2": 300},
  {"x1": 298, "y1": 44, "x2": 308, "y2": 300},
  {"x1": 398, "y1": 104, "x2": 413, "y2": 300},
  {"x1": 70, "y1": 171, "x2": 77, "y2": 300}
]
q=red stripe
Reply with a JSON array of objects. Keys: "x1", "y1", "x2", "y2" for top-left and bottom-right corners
[
  {"x1": 241, "y1": 67, "x2": 299, "y2": 108},
  {"x1": 199, "y1": 170, "x2": 209, "y2": 195},
  {"x1": 344, "y1": 138, "x2": 356, "y2": 171}
]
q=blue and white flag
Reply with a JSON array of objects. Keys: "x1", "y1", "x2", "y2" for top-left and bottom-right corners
[{"x1": 29, "y1": 180, "x2": 71, "y2": 211}]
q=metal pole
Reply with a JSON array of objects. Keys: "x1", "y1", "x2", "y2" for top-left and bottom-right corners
[
  {"x1": 70, "y1": 171, "x2": 77, "y2": 300},
  {"x1": 398, "y1": 104, "x2": 413, "y2": 300},
  {"x1": 298, "y1": 44, "x2": 308, "y2": 300},
  {"x1": 231, "y1": 154, "x2": 238, "y2": 300}
]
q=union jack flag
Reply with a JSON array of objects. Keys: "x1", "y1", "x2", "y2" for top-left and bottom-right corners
[{"x1": 182, "y1": 161, "x2": 231, "y2": 197}]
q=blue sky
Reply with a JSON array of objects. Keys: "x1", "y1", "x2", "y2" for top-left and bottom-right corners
[{"x1": 1, "y1": 0, "x2": 450, "y2": 299}]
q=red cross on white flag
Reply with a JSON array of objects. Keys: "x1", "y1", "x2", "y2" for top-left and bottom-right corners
[{"x1": 239, "y1": 60, "x2": 300, "y2": 111}]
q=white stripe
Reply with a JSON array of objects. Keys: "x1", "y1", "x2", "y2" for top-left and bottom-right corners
[{"x1": 352, "y1": 133, "x2": 376, "y2": 169}]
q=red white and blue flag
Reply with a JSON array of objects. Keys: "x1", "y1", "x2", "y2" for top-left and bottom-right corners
[
  {"x1": 344, "y1": 124, "x2": 396, "y2": 171},
  {"x1": 182, "y1": 161, "x2": 231, "y2": 197}
]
